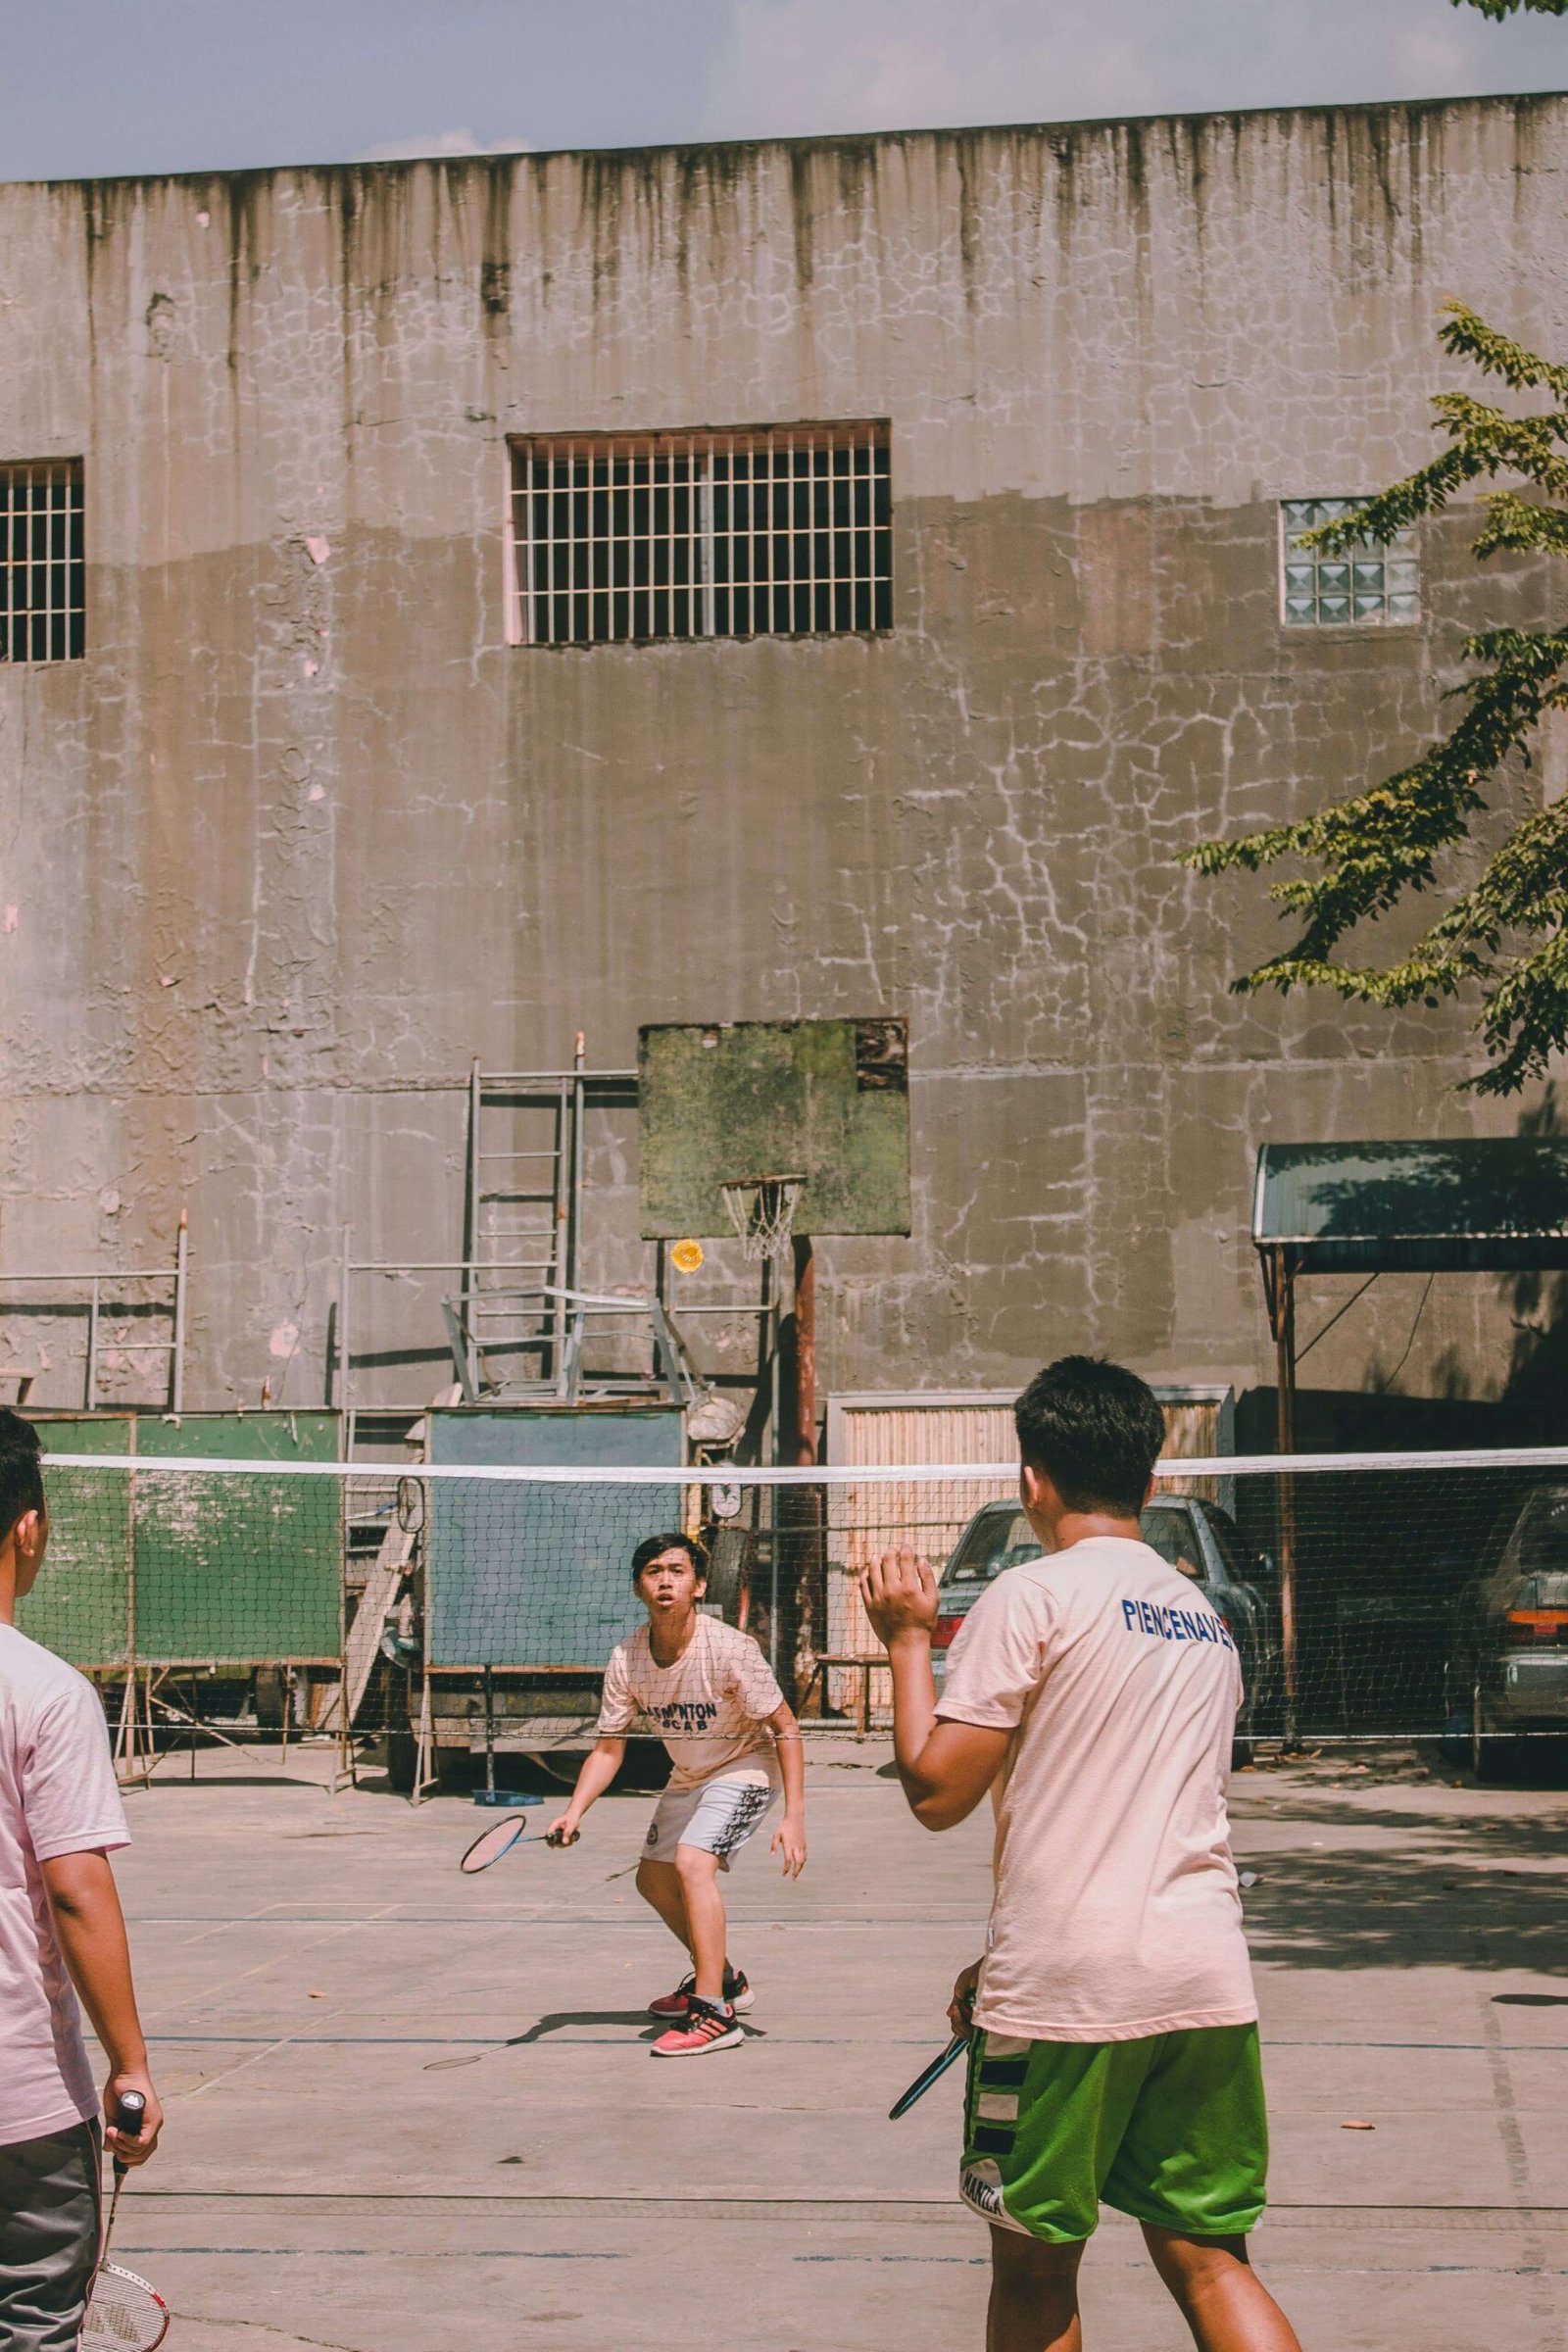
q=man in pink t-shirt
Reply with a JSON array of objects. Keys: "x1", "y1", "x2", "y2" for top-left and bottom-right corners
[
  {"x1": 0, "y1": 1408, "x2": 163, "y2": 2350},
  {"x1": 863, "y1": 1357, "x2": 1299, "y2": 2352}
]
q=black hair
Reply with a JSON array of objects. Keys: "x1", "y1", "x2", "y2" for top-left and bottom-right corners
[
  {"x1": 630, "y1": 1531, "x2": 709, "y2": 1589},
  {"x1": 1013, "y1": 1356, "x2": 1165, "y2": 1516},
  {"x1": 0, "y1": 1406, "x2": 45, "y2": 1547}
]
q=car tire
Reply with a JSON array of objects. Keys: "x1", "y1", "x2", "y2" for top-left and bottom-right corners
[
  {"x1": 706, "y1": 1525, "x2": 753, "y2": 1622},
  {"x1": 1230, "y1": 1737, "x2": 1255, "y2": 1772}
]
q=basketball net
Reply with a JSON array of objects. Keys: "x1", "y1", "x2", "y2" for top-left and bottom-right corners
[{"x1": 720, "y1": 1174, "x2": 805, "y2": 1263}]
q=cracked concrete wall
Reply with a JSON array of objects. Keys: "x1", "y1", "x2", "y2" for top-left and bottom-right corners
[{"x1": 0, "y1": 96, "x2": 1564, "y2": 1416}]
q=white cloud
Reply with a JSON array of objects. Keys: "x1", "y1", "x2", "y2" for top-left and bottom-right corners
[
  {"x1": 701, "y1": 0, "x2": 1159, "y2": 138},
  {"x1": 354, "y1": 127, "x2": 534, "y2": 162},
  {"x1": 700, "y1": 0, "x2": 1568, "y2": 140},
  {"x1": 1392, "y1": 28, "x2": 1474, "y2": 85}
]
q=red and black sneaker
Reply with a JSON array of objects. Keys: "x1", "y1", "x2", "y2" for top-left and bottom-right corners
[
  {"x1": 651, "y1": 1996, "x2": 744, "y2": 2057},
  {"x1": 647, "y1": 1967, "x2": 753, "y2": 2020}
]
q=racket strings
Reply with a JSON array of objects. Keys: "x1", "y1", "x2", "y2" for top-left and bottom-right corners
[
  {"x1": 461, "y1": 1819, "x2": 578, "y2": 1872},
  {"x1": 82, "y1": 2135, "x2": 170, "y2": 2352},
  {"x1": 81, "y1": 2264, "x2": 170, "y2": 2351}
]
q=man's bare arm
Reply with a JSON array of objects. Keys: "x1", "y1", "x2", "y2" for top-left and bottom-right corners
[
  {"x1": 547, "y1": 1734, "x2": 626, "y2": 1838},
  {"x1": 41, "y1": 1848, "x2": 163, "y2": 2164},
  {"x1": 864, "y1": 1553, "x2": 1014, "y2": 1829},
  {"x1": 767, "y1": 1700, "x2": 808, "y2": 1876}
]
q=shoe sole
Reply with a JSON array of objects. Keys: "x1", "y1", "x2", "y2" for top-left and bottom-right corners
[{"x1": 651, "y1": 2027, "x2": 745, "y2": 2057}]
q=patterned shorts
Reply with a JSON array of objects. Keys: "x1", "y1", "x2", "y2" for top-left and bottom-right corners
[{"x1": 644, "y1": 1774, "x2": 779, "y2": 1871}]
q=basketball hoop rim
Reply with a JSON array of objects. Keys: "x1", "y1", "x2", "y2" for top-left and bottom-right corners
[{"x1": 719, "y1": 1173, "x2": 808, "y2": 1263}]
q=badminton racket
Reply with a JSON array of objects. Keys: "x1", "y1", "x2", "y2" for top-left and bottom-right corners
[
  {"x1": 460, "y1": 1819, "x2": 579, "y2": 1874},
  {"x1": 80, "y1": 2090, "x2": 170, "y2": 2352},
  {"x1": 889, "y1": 2033, "x2": 968, "y2": 2120}
]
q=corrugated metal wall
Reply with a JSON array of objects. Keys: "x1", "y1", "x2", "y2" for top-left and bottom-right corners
[{"x1": 820, "y1": 1388, "x2": 1233, "y2": 1712}]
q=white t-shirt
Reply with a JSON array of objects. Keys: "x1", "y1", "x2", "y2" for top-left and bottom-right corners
[
  {"x1": 937, "y1": 1536, "x2": 1256, "y2": 2044},
  {"x1": 596, "y1": 1614, "x2": 786, "y2": 1790},
  {"x1": 0, "y1": 1623, "x2": 131, "y2": 2145}
]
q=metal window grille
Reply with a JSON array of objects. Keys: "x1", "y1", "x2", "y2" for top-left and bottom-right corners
[
  {"x1": 1280, "y1": 498, "x2": 1418, "y2": 628},
  {"x1": 511, "y1": 423, "x2": 892, "y2": 647},
  {"x1": 1, "y1": 461, "x2": 85, "y2": 663}
]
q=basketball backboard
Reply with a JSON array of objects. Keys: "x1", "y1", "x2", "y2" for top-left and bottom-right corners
[{"x1": 638, "y1": 1019, "x2": 910, "y2": 1240}]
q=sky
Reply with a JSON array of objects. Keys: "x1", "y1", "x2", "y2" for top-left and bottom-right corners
[{"x1": 0, "y1": 0, "x2": 1564, "y2": 179}]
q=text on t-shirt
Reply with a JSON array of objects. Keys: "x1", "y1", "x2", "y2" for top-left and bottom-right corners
[{"x1": 1120, "y1": 1595, "x2": 1234, "y2": 1649}]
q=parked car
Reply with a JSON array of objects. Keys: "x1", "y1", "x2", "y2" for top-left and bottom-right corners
[
  {"x1": 930, "y1": 1493, "x2": 1276, "y2": 1764},
  {"x1": 1446, "y1": 1481, "x2": 1568, "y2": 1780}
]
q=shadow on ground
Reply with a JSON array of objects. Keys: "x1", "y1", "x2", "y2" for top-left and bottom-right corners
[
  {"x1": 421, "y1": 2009, "x2": 771, "y2": 2071},
  {"x1": 1240, "y1": 1799, "x2": 1568, "y2": 1973}
]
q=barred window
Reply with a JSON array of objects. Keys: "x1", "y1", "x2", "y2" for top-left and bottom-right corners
[
  {"x1": 511, "y1": 423, "x2": 891, "y2": 646},
  {"x1": 2, "y1": 461, "x2": 85, "y2": 663},
  {"x1": 1280, "y1": 498, "x2": 1418, "y2": 628}
]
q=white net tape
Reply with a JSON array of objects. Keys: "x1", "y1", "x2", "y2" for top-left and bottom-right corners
[{"x1": 24, "y1": 1447, "x2": 1568, "y2": 1749}]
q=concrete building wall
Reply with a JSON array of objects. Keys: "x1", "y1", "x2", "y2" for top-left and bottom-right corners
[{"x1": 0, "y1": 96, "x2": 1564, "y2": 1418}]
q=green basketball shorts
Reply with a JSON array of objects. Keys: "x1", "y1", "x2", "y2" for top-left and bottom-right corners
[{"x1": 960, "y1": 2023, "x2": 1268, "y2": 2243}]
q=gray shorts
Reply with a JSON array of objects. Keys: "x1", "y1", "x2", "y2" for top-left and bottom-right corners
[
  {"x1": 645, "y1": 1774, "x2": 779, "y2": 1870},
  {"x1": 0, "y1": 2120, "x2": 101, "y2": 2352}
]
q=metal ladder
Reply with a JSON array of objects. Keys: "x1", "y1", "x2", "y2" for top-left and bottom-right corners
[{"x1": 458, "y1": 1043, "x2": 585, "y2": 1399}]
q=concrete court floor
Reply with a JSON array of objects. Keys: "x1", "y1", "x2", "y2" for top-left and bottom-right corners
[{"x1": 95, "y1": 1739, "x2": 1568, "y2": 2352}]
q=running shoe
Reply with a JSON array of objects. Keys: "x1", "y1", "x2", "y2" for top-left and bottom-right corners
[
  {"x1": 651, "y1": 1997, "x2": 743, "y2": 2057},
  {"x1": 647, "y1": 1967, "x2": 753, "y2": 2019}
]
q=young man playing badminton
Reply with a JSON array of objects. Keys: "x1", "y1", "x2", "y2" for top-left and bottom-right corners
[
  {"x1": 548, "y1": 1531, "x2": 807, "y2": 2055},
  {"x1": 0, "y1": 1408, "x2": 163, "y2": 2350},
  {"x1": 863, "y1": 1358, "x2": 1299, "y2": 2352}
]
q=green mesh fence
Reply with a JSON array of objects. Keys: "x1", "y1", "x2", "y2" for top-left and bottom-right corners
[{"x1": 17, "y1": 1413, "x2": 342, "y2": 1667}]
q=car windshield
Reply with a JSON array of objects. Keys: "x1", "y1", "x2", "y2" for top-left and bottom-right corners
[
  {"x1": 941, "y1": 1500, "x2": 1226, "y2": 1591},
  {"x1": 1197, "y1": 1502, "x2": 1249, "y2": 1581},
  {"x1": 1501, "y1": 1488, "x2": 1568, "y2": 1605},
  {"x1": 942, "y1": 1508, "x2": 1038, "y2": 1586}
]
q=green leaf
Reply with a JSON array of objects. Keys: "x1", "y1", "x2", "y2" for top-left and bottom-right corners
[{"x1": 1452, "y1": 0, "x2": 1568, "y2": 17}]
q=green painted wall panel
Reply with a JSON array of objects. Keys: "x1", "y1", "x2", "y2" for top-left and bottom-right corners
[
  {"x1": 132, "y1": 1414, "x2": 342, "y2": 1665},
  {"x1": 19, "y1": 1417, "x2": 134, "y2": 1667},
  {"x1": 427, "y1": 1409, "x2": 683, "y2": 1669}
]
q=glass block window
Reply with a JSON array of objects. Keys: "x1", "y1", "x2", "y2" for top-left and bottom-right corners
[
  {"x1": 511, "y1": 423, "x2": 891, "y2": 646},
  {"x1": 1280, "y1": 498, "x2": 1418, "y2": 628},
  {"x1": 1, "y1": 461, "x2": 85, "y2": 663}
]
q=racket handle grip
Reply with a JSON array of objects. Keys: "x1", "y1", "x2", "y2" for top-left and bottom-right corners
[{"x1": 111, "y1": 2088, "x2": 146, "y2": 2180}]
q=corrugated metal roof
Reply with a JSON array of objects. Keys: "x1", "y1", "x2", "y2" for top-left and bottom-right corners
[{"x1": 1252, "y1": 1140, "x2": 1568, "y2": 1273}]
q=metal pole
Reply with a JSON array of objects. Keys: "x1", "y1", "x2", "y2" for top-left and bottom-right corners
[
  {"x1": 561, "y1": 1035, "x2": 586, "y2": 1399},
  {"x1": 465, "y1": 1060, "x2": 482, "y2": 1289},
  {"x1": 338, "y1": 1226, "x2": 353, "y2": 1418},
  {"x1": 1272, "y1": 1246, "x2": 1299, "y2": 1747},
  {"x1": 791, "y1": 1233, "x2": 821, "y2": 1711},
  {"x1": 85, "y1": 1275, "x2": 99, "y2": 1409},
  {"x1": 466, "y1": 1060, "x2": 482, "y2": 1399},
  {"x1": 172, "y1": 1208, "x2": 188, "y2": 1413},
  {"x1": 124, "y1": 1419, "x2": 138, "y2": 1697},
  {"x1": 792, "y1": 1236, "x2": 816, "y2": 1468}
]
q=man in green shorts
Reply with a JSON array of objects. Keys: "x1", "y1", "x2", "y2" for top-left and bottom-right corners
[{"x1": 863, "y1": 1356, "x2": 1299, "y2": 2352}]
